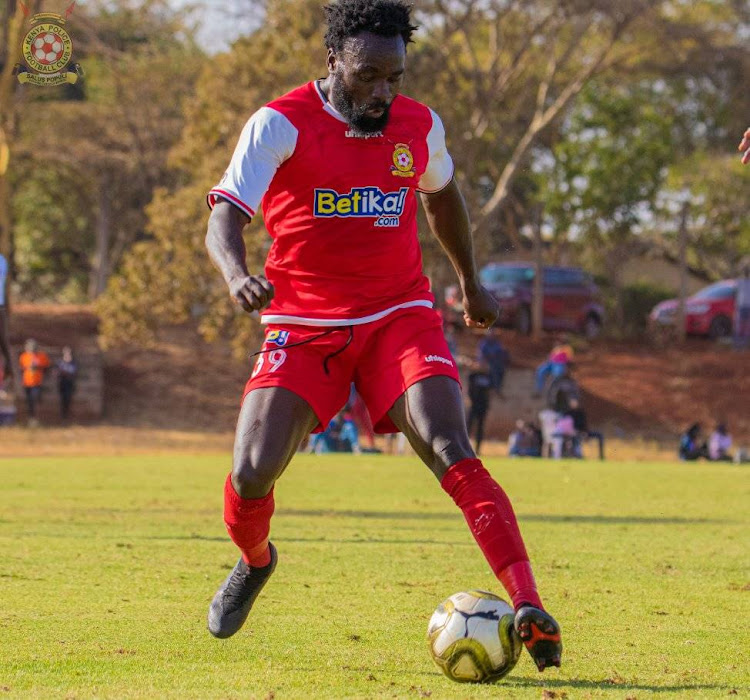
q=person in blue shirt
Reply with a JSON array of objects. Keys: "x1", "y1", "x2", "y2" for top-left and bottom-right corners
[{"x1": 478, "y1": 326, "x2": 509, "y2": 394}]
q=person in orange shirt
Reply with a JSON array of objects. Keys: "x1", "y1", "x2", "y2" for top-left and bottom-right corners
[{"x1": 19, "y1": 338, "x2": 50, "y2": 424}]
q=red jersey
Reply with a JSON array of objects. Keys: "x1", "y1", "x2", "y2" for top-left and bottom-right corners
[{"x1": 207, "y1": 81, "x2": 454, "y2": 326}]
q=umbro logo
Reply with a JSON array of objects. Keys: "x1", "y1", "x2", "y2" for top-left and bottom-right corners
[
  {"x1": 344, "y1": 130, "x2": 383, "y2": 139},
  {"x1": 425, "y1": 354, "x2": 453, "y2": 366}
]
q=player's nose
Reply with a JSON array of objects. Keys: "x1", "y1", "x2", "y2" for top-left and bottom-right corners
[{"x1": 371, "y1": 80, "x2": 392, "y2": 103}]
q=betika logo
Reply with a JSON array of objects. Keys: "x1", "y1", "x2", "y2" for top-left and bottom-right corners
[{"x1": 314, "y1": 187, "x2": 408, "y2": 228}]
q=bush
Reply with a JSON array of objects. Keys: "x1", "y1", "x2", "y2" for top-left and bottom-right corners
[{"x1": 613, "y1": 282, "x2": 674, "y2": 338}]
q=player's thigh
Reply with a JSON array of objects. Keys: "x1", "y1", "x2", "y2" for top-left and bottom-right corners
[
  {"x1": 388, "y1": 375, "x2": 474, "y2": 479},
  {"x1": 233, "y1": 386, "x2": 318, "y2": 497}
]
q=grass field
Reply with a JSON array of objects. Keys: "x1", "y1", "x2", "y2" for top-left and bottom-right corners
[{"x1": 0, "y1": 453, "x2": 748, "y2": 699}]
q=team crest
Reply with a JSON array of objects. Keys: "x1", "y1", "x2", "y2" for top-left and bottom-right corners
[
  {"x1": 391, "y1": 143, "x2": 415, "y2": 178},
  {"x1": 266, "y1": 330, "x2": 290, "y2": 347},
  {"x1": 13, "y1": 2, "x2": 83, "y2": 87}
]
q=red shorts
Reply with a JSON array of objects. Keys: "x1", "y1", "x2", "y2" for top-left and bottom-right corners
[{"x1": 243, "y1": 306, "x2": 460, "y2": 433}]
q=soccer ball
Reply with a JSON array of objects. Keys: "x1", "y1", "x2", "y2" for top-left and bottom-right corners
[
  {"x1": 427, "y1": 590, "x2": 522, "y2": 683},
  {"x1": 33, "y1": 33, "x2": 64, "y2": 64}
]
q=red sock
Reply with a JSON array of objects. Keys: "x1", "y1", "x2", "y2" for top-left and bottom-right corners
[
  {"x1": 441, "y1": 458, "x2": 543, "y2": 611},
  {"x1": 223, "y1": 473, "x2": 273, "y2": 567}
]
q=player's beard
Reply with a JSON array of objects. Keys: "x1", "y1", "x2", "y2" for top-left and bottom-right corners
[{"x1": 331, "y1": 77, "x2": 391, "y2": 136}]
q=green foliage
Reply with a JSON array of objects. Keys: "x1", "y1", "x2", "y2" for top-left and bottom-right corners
[
  {"x1": 11, "y1": 0, "x2": 203, "y2": 302},
  {"x1": 11, "y1": 163, "x2": 94, "y2": 301},
  {"x1": 99, "y1": 0, "x2": 324, "y2": 354},
  {"x1": 599, "y1": 281, "x2": 674, "y2": 338},
  {"x1": 1, "y1": 454, "x2": 748, "y2": 697},
  {"x1": 665, "y1": 154, "x2": 750, "y2": 278}
]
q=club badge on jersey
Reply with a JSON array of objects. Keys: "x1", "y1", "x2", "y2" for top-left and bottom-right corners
[{"x1": 391, "y1": 143, "x2": 415, "y2": 178}]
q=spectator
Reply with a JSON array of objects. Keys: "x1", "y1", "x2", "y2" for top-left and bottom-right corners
[
  {"x1": 309, "y1": 410, "x2": 361, "y2": 454},
  {"x1": 678, "y1": 423, "x2": 706, "y2": 461},
  {"x1": 508, "y1": 419, "x2": 542, "y2": 457},
  {"x1": 566, "y1": 397, "x2": 605, "y2": 460},
  {"x1": 0, "y1": 252, "x2": 13, "y2": 388},
  {"x1": 348, "y1": 384, "x2": 377, "y2": 451},
  {"x1": 466, "y1": 365, "x2": 492, "y2": 456},
  {"x1": 551, "y1": 412, "x2": 577, "y2": 459},
  {"x1": 533, "y1": 336, "x2": 574, "y2": 396},
  {"x1": 0, "y1": 370, "x2": 16, "y2": 426},
  {"x1": 734, "y1": 266, "x2": 750, "y2": 348},
  {"x1": 56, "y1": 346, "x2": 78, "y2": 422},
  {"x1": 547, "y1": 371, "x2": 581, "y2": 414},
  {"x1": 444, "y1": 322, "x2": 458, "y2": 359},
  {"x1": 707, "y1": 423, "x2": 733, "y2": 462},
  {"x1": 18, "y1": 338, "x2": 50, "y2": 426},
  {"x1": 538, "y1": 408, "x2": 560, "y2": 458},
  {"x1": 478, "y1": 326, "x2": 509, "y2": 393}
]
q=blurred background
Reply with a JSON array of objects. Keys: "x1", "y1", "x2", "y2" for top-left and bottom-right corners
[{"x1": 1, "y1": 0, "x2": 749, "y2": 455}]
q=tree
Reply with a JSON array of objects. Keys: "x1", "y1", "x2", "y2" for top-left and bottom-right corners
[
  {"x1": 8, "y1": 0, "x2": 202, "y2": 301},
  {"x1": 540, "y1": 81, "x2": 675, "y2": 325}
]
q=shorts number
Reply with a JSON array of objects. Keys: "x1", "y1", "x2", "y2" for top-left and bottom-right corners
[{"x1": 251, "y1": 349, "x2": 287, "y2": 377}]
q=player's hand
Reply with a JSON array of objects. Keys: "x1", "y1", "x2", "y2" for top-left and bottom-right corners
[
  {"x1": 462, "y1": 283, "x2": 499, "y2": 329},
  {"x1": 739, "y1": 128, "x2": 750, "y2": 165},
  {"x1": 228, "y1": 274, "x2": 274, "y2": 314}
]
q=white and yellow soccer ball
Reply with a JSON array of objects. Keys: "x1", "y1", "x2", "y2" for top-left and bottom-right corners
[{"x1": 427, "y1": 590, "x2": 522, "y2": 683}]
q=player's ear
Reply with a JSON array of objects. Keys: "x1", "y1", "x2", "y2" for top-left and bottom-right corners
[{"x1": 326, "y1": 48, "x2": 337, "y2": 74}]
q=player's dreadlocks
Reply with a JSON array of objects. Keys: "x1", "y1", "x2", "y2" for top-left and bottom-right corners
[{"x1": 323, "y1": 0, "x2": 418, "y2": 52}]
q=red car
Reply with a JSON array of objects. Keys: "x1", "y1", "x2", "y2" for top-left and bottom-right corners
[
  {"x1": 649, "y1": 280, "x2": 736, "y2": 338},
  {"x1": 444, "y1": 262, "x2": 604, "y2": 337}
]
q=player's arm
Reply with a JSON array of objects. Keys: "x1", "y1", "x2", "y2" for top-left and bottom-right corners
[
  {"x1": 420, "y1": 180, "x2": 498, "y2": 329},
  {"x1": 205, "y1": 201, "x2": 273, "y2": 314},
  {"x1": 740, "y1": 127, "x2": 750, "y2": 165}
]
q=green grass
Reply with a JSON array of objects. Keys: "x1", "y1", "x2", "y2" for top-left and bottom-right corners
[{"x1": 0, "y1": 454, "x2": 748, "y2": 699}]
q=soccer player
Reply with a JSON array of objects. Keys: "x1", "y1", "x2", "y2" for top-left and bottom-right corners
[{"x1": 205, "y1": 0, "x2": 562, "y2": 671}]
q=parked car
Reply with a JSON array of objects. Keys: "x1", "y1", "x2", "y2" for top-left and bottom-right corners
[
  {"x1": 649, "y1": 279, "x2": 736, "y2": 338},
  {"x1": 444, "y1": 262, "x2": 604, "y2": 337}
]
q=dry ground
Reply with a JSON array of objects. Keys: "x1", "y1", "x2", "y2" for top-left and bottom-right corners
[{"x1": 4, "y1": 304, "x2": 750, "y2": 458}]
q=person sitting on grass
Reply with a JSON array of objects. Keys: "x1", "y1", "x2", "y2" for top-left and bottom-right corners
[
  {"x1": 678, "y1": 423, "x2": 707, "y2": 461},
  {"x1": 707, "y1": 423, "x2": 733, "y2": 462},
  {"x1": 508, "y1": 420, "x2": 542, "y2": 457}
]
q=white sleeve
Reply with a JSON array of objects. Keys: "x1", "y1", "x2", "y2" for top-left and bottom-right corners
[
  {"x1": 207, "y1": 106, "x2": 298, "y2": 217},
  {"x1": 417, "y1": 108, "x2": 455, "y2": 193}
]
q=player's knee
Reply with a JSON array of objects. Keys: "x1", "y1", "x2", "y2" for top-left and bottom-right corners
[
  {"x1": 428, "y1": 430, "x2": 475, "y2": 477},
  {"x1": 231, "y1": 459, "x2": 278, "y2": 499}
]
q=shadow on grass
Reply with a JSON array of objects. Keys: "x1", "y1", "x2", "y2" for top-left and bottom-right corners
[
  {"x1": 276, "y1": 509, "x2": 730, "y2": 525},
  {"x1": 506, "y1": 677, "x2": 740, "y2": 694}
]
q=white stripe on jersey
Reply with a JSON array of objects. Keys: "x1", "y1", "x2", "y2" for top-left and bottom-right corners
[{"x1": 260, "y1": 299, "x2": 434, "y2": 326}]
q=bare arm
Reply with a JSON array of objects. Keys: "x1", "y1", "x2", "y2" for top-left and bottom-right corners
[
  {"x1": 205, "y1": 200, "x2": 273, "y2": 314},
  {"x1": 420, "y1": 179, "x2": 498, "y2": 328},
  {"x1": 740, "y1": 128, "x2": 750, "y2": 165}
]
